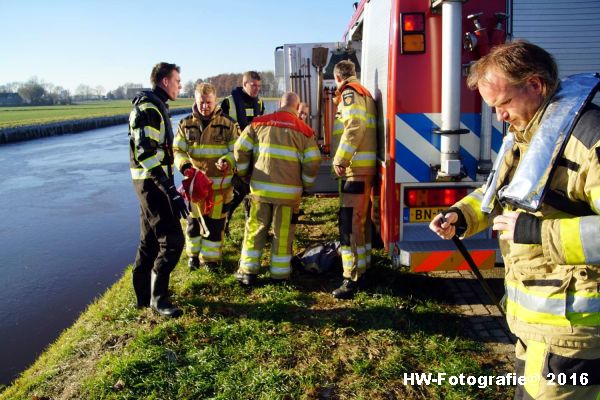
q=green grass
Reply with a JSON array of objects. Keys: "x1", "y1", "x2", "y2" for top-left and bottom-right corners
[
  {"x1": 0, "y1": 99, "x2": 194, "y2": 128},
  {"x1": 0, "y1": 197, "x2": 513, "y2": 400}
]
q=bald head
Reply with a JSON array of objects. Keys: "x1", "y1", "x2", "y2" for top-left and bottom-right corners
[{"x1": 280, "y1": 92, "x2": 300, "y2": 109}]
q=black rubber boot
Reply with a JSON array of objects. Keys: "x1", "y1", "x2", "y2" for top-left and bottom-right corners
[
  {"x1": 150, "y1": 271, "x2": 182, "y2": 318},
  {"x1": 332, "y1": 279, "x2": 358, "y2": 300},
  {"x1": 234, "y1": 271, "x2": 257, "y2": 286},
  {"x1": 188, "y1": 256, "x2": 200, "y2": 271},
  {"x1": 201, "y1": 261, "x2": 219, "y2": 273},
  {"x1": 132, "y1": 271, "x2": 151, "y2": 308}
]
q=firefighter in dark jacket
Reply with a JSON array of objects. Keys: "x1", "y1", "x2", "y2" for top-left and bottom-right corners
[
  {"x1": 128, "y1": 62, "x2": 188, "y2": 318},
  {"x1": 220, "y1": 71, "x2": 265, "y2": 235},
  {"x1": 430, "y1": 41, "x2": 600, "y2": 399}
]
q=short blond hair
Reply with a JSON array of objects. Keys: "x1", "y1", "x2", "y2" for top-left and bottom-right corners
[{"x1": 195, "y1": 82, "x2": 216, "y2": 96}]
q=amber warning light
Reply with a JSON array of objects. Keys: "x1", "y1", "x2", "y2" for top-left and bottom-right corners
[{"x1": 401, "y1": 12, "x2": 426, "y2": 54}]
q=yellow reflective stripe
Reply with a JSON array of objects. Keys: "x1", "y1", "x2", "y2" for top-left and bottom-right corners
[
  {"x1": 560, "y1": 218, "x2": 585, "y2": 264},
  {"x1": 333, "y1": 121, "x2": 344, "y2": 136},
  {"x1": 236, "y1": 162, "x2": 250, "y2": 175},
  {"x1": 350, "y1": 151, "x2": 376, "y2": 167},
  {"x1": 506, "y1": 299, "x2": 571, "y2": 327},
  {"x1": 277, "y1": 206, "x2": 291, "y2": 255},
  {"x1": 139, "y1": 155, "x2": 161, "y2": 171},
  {"x1": 173, "y1": 136, "x2": 188, "y2": 150},
  {"x1": 210, "y1": 176, "x2": 232, "y2": 189},
  {"x1": 240, "y1": 206, "x2": 260, "y2": 273},
  {"x1": 225, "y1": 96, "x2": 236, "y2": 121},
  {"x1": 251, "y1": 181, "x2": 302, "y2": 195},
  {"x1": 567, "y1": 312, "x2": 600, "y2": 326},
  {"x1": 303, "y1": 147, "x2": 321, "y2": 162},
  {"x1": 590, "y1": 187, "x2": 600, "y2": 214},
  {"x1": 237, "y1": 136, "x2": 254, "y2": 151},
  {"x1": 186, "y1": 235, "x2": 201, "y2": 255},
  {"x1": 339, "y1": 141, "x2": 357, "y2": 154},
  {"x1": 340, "y1": 105, "x2": 367, "y2": 120},
  {"x1": 144, "y1": 125, "x2": 161, "y2": 142},
  {"x1": 251, "y1": 189, "x2": 300, "y2": 200},
  {"x1": 302, "y1": 173, "x2": 316, "y2": 184},
  {"x1": 130, "y1": 165, "x2": 168, "y2": 180},
  {"x1": 221, "y1": 153, "x2": 235, "y2": 167},
  {"x1": 258, "y1": 143, "x2": 300, "y2": 161},
  {"x1": 457, "y1": 191, "x2": 488, "y2": 232},
  {"x1": 174, "y1": 153, "x2": 191, "y2": 171},
  {"x1": 523, "y1": 340, "x2": 545, "y2": 398}
]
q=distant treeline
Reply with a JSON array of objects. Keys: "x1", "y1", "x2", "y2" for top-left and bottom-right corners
[{"x1": 0, "y1": 71, "x2": 280, "y2": 106}]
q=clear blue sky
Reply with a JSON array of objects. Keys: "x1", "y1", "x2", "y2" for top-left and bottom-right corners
[{"x1": 1, "y1": 0, "x2": 357, "y2": 93}]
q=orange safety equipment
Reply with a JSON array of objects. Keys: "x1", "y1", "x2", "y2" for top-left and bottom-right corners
[{"x1": 179, "y1": 168, "x2": 213, "y2": 214}]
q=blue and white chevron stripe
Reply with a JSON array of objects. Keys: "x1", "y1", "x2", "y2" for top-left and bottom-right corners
[{"x1": 395, "y1": 113, "x2": 503, "y2": 182}]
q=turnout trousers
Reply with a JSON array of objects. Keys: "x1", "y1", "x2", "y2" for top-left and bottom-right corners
[
  {"x1": 514, "y1": 337, "x2": 600, "y2": 399},
  {"x1": 186, "y1": 188, "x2": 233, "y2": 264},
  {"x1": 132, "y1": 180, "x2": 185, "y2": 306},
  {"x1": 339, "y1": 176, "x2": 373, "y2": 281},
  {"x1": 238, "y1": 200, "x2": 297, "y2": 279}
]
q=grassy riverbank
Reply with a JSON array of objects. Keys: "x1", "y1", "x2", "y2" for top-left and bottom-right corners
[
  {"x1": 0, "y1": 99, "x2": 194, "y2": 129},
  {"x1": 0, "y1": 196, "x2": 512, "y2": 400}
]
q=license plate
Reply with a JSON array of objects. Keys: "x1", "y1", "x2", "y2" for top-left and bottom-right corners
[{"x1": 409, "y1": 207, "x2": 446, "y2": 222}]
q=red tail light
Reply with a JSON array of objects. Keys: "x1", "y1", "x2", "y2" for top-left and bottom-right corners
[{"x1": 405, "y1": 187, "x2": 469, "y2": 207}]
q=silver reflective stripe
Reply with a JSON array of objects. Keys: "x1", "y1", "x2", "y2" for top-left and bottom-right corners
[
  {"x1": 500, "y1": 73, "x2": 600, "y2": 211},
  {"x1": 505, "y1": 285, "x2": 565, "y2": 315},
  {"x1": 481, "y1": 132, "x2": 514, "y2": 213},
  {"x1": 252, "y1": 181, "x2": 302, "y2": 194},
  {"x1": 579, "y1": 216, "x2": 600, "y2": 263},
  {"x1": 567, "y1": 293, "x2": 600, "y2": 313}
]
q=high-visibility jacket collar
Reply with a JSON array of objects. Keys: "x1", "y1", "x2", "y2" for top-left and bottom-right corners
[
  {"x1": 252, "y1": 108, "x2": 314, "y2": 138},
  {"x1": 335, "y1": 77, "x2": 373, "y2": 105}
]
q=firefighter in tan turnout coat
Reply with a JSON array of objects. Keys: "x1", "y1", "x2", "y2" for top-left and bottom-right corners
[
  {"x1": 174, "y1": 83, "x2": 240, "y2": 271},
  {"x1": 430, "y1": 41, "x2": 600, "y2": 400},
  {"x1": 331, "y1": 60, "x2": 377, "y2": 299},
  {"x1": 233, "y1": 92, "x2": 321, "y2": 286}
]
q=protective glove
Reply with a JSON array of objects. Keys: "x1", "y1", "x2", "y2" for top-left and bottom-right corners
[
  {"x1": 148, "y1": 167, "x2": 189, "y2": 219},
  {"x1": 167, "y1": 184, "x2": 189, "y2": 219}
]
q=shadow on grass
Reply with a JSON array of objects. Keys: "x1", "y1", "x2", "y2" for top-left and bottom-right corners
[{"x1": 181, "y1": 260, "x2": 509, "y2": 344}]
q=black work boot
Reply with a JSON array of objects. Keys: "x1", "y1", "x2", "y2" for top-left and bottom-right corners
[
  {"x1": 332, "y1": 279, "x2": 358, "y2": 299},
  {"x1": 132, "y1": 271, "x2": 151, "y2": 308},
  {"x1": 234, "y1": 270, "x2": 257, "y2": 286},
  {"x1": 188, "y1": 256, "x2": 200, "y2": 271},
  {"x1": 150, "y1": 271, "x2": 182, "y2": 318},
  {"x1": 201, "y1": 261, "x2": 219, "y2": 273}
]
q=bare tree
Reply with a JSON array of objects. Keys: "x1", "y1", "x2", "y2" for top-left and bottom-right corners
[{"x1": 18, "y1": 79, "x2": 47, "y2": 105}]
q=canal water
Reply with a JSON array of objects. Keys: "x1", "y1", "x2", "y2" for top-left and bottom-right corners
[{"x1": 0, "y1": 101, "x2": 279, "y2": 385}]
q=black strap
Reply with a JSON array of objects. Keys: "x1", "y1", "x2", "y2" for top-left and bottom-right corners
[{"x1": 543, "y1": 190, "x2": 593, "y2": 217}]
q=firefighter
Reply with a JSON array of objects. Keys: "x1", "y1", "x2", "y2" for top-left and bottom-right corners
[
  {"x1": 233, "y1": 92, "x2": 321, "y2": 286},
  {"x1": 298, "y1": 102, "x2": 309, "y2": 122},
  {"x1": 174, "y1": 83, "x2": 240, "y2": 272},
  {"x1": 430, "y1": 41, "x2": 600, "y2": 399},
  {"x1": 221, "y1": 71, "x2": 266, "y2": 236},
  {"x1": 129, "y1": 62, "x2": 188, "y2": 318},
  {"x1": 331, "y1": 60, "x2": 377, "y2": 300}
]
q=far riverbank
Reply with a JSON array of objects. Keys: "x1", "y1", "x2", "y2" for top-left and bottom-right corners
[{"x1": 0, "y1": 108, "x2": 190, "y2": 145}]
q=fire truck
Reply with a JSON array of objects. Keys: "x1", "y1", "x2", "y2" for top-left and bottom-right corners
[{"x1": 274, "y1": 0, "x2": 600, "y2": 272}]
